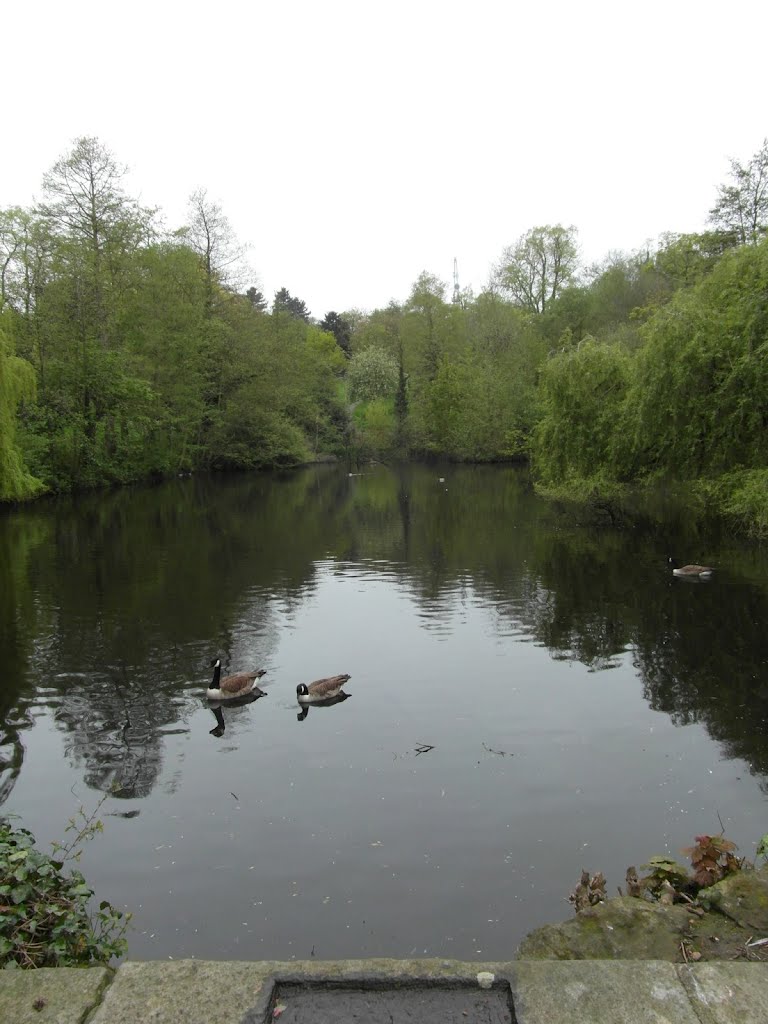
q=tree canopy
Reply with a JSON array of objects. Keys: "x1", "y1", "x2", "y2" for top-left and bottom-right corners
[{"x1": 3, "y1": 134, "x2": 768, "y2": 534}]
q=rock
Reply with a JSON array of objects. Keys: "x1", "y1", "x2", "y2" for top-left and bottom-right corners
[
  {"x1": 697, "y1": 865, "x2": 768, "y2": 932},
  {"x1": 517, "y1": 896, "x2": 694, "y2": 960},
  {"x1": 518, "y1": 866, "x2": 768, "y2": 962}
]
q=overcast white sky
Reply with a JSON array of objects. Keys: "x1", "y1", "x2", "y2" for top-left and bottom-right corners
[{"x1": 3, "y1": 1, "x2": 766, "y2": 319}]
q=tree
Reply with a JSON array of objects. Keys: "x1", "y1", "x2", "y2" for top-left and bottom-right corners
[
  {"x1": 709, "y1": 138, "x2": 768, "y2": 246},
  {"x1": 273, "y1": 287, "x2": 311, "y2": 322},
  {"x1": 347, "y1": 345, "x2": 399, "y2": 402},
  {"x1": 495, "y1": 224, "x2": 579, "y2": 314},
  {"x1": 319, "y1": 311, "x2": 352, "y2": 355},
  {"x1": 183, "y1": 188, "x2": 248, "y2": 305},
  {"x1": 0, "y1": 208, "x2": 26, "y2": 312},
  {"x1": 403, "y1": 272, "x2": 454, "y2": 379},
  {"x1": 394, "y1": 348, "x2": 408, "y2": 438},
  {"x1": 37, "y1": 137, "x2": 153, "y2": 347},
  {"x1": 38, "y1": 137, "x2": 142, "y2": 252},
  {"x1": 532, "y1": 338, "x2": 633, "y2": 485},
  {"x1": 0, "y1": 325, "x2": 40, "y2": 500},
  {"x1": 245, "y1": 286, "x2": 267, "y2": 312}
]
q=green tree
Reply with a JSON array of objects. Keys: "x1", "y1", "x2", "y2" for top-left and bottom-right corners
[
  {"x1": 394, "y1": 349, "x2": 409, "y2": 448},
  {"x1": 631, "y1": 237, "x2": 768, "y2": 478},
  {"x1": 37, "y1": 136, "x2": 154, "y2": 348},
  {"x1": 273, "y1": 287, "x2": 311, "y2": 322},
  {"x1": 319, "y1": 310, "x2": 352, "y2": 355},
  {"x1": 709, "y1": 138, "x2": 768, "y2": 246},
  {"x1": 347, "y1": 345, "x2": 399, "y2": 402},
  {"x1": 0, "y1": 325, "x2": 40, "y2": 500},
  {"x1": 496, "y1": 224, "x2": 579, "y2": 314},
  {"x1": 245, "y1": 286, "x2": 267, "y2": 312},
  {"x1": 532, "y1": 337, "x2": 633, "y2": 486}
]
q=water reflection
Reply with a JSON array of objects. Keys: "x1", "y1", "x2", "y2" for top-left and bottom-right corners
[
  {"x1": 1, "y1": 463, "x2": 768, "y2": 808},
  {"x1": 5, "y1": 463, "x2": 768, "y2": 961},
  {"x1": 296, "y1": 692, "x2": 351, "y2": 722},
  {"x1": 0, "y1": 464, "x2": 765, "y2": 905},
  {"x1": 208, "y1": 690, "x2": 267, "y2": 737}
]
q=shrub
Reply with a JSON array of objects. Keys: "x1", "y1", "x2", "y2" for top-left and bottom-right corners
[{"x1": 0, "y1": 814, "x2": 129, "y2": 968}]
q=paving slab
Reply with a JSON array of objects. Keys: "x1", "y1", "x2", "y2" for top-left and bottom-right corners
[
  {"x1": 0, "y1": 966, "x2": 111, "y2": 1024},
  {"x1": 677, "y1": 962, "x2": 768, "y2": 1024},
  {"x1": 89, "y1": 960, "x2": 274, "y2": 1024},
  {"x1": 510, "y1": 960, "x2": 700, "y2": 1024}
]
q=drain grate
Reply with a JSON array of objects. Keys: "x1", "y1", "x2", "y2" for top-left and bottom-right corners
[{"x1": 261, "y1": 982, "x2": 515, "y2": 1024}]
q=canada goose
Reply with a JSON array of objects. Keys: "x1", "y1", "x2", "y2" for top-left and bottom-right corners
[
  {"x1": 296, "y1": 674, "x2": 351, "y2": 704},
  {"x1": 668, "y1": 557, "x2": 714, "y2": 579},
  {"x1": 206, "y1": 659, "x2": 267, "y2": 700},
  {"x1": 296, "y1": 692, "x2": 351, "y2": 721}
]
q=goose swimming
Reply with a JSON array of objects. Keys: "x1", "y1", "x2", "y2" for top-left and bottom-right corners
[
  {"x1": 296, "y1": 674, "x2": 351, "y2": 704},
  {"x1": 206, "y1": 659, "x2": 267, "y2": 700},
  {"x1": 668, "y1": 557, "x2": 714, "y2": 579}
]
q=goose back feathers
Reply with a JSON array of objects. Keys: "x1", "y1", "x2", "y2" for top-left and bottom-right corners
[
  {"x1": 668, "y1": 557, "x2": 714, "y2": 579},
  {"x1": 296, "y1": 674, "x2": 351, "y2": 704}
]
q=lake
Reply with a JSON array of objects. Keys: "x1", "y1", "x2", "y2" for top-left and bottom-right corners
[{"x1": 2, "y1": 463, "x2": 768, "y2": 961}]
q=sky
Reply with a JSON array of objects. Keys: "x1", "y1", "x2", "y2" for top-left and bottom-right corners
[{"x1": 3, "y1": 0, "x2": 767, "y2": 319}]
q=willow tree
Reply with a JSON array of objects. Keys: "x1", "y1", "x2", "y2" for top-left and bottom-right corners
[{"x1": 0, "y1": 327, "x2": 40, "y2": 500}]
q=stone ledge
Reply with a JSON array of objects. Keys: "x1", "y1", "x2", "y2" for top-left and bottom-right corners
[
  {"x1": 0, "y1": 958, "x2": 767, "y2": 1024},
  {"x1": 0, "y1": 965, "x2": 111, "y2": 1024},
  {"x1": 677, "y1": 962, "x2": 768, "y2": 1024}
]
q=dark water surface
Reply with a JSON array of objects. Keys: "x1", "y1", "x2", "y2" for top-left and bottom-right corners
[{"x1": 2, "y1": 464, "x2": 768, "y2": 961}]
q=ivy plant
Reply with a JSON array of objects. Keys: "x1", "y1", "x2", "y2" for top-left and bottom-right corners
[{"x1": 0, "y1": 815, "x2": 129, "y2": 968}]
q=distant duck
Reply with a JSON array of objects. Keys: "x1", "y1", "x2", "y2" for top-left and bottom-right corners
[
  {"x1": 668, "y1": 557, "x2": 714, "y2": 579},
  {"x1": 296, "y1": 674, "x2": 351, "y2": 704},
  {"x1": 206, "y1": 659, "x2": 267, "y2": 700}
]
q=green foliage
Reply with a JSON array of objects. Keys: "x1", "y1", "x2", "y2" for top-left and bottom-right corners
[
  {"x1": 0, "y1": 811, "x2": 129, "y2": 968},
  {"x1": 532, "y1": 337, "x2": 633, "y2": 485},
  {"x1": 5, "y1": 135, "x2": 768, "y2": 535},
  {"x1": 639, "y1": 855, "x2": 692, "y2": 894},
  {"x1": 709, "y1": 137, "x2": 768, "y2": 246},
  {"x1": 319, "y1": 311, "x2": 352, "y2": 356},
  {"x1": 631, "y1": 238, "x2": 768, "y2": 478},
  {"x1": 353, "y1": 398, "x2": 397, "y2": 454},
  {"x1": 0, "y1": 326, "x2": 41, "y2": 500},
  {"x1": 694, "y1": 469, "x2": 768, "y2": 538},
  {"x1": 496, "y1": 224, "x2": 579, "y2": 314},
  {"x1": 757, "y1": 835, "x2": 768, "y2": 862},
  {"x1": 273, "y1": 287, "x2": 311, "y2": 322},
  {"x1": 347, "y1": 345, "x2": 399, "y2": 402},
  {"x1": 532, "y1": 235, "x2": 768, "y2": 535},
  {"x1": 653, "y1": 231, "x2": 733, "y2": 289}
]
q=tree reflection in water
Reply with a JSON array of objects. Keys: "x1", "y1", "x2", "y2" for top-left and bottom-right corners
[{"x1": 1, "y1": 464, "x2": 768, "y2": 806}]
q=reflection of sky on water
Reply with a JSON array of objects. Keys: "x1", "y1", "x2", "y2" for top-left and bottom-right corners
[{"x1": 8, "y1": 555, "x2": 767, "y2": 962}]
